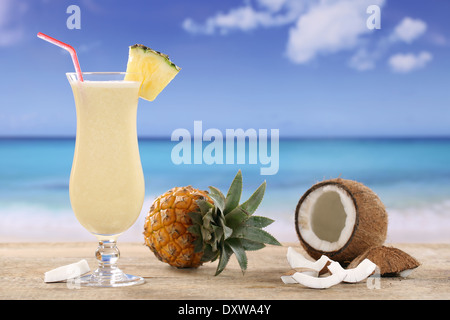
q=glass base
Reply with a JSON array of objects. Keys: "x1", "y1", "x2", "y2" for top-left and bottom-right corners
[
  {"x1": 79, "y1": 269, "x2": 145, "y2": 287},
  {"x1": 77, "y1": 239, "x2": 145, "y2": 287}
]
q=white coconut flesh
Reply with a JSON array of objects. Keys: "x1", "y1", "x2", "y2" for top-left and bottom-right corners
[
  {"x1": 44, "y1": 259, "x2": 90, "y2": 283},
  {"x1": 286, "y1": 247, "x2": 331, "y2": 271},
  {"x1": 298, "y1": 185, "x2": 356, "y2": 253},
  {"x1": 282, "y1": 248, "x2": 378, "y2": 288},
  {"x1": 291, "y1": 264, "x2": 346, "y2": 289}
]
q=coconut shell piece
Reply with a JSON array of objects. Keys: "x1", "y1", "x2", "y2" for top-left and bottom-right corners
[{"x1": 348, "y1": 245, "x2": 420, "y2": 276}]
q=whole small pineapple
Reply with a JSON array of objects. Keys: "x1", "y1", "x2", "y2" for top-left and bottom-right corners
[
  {"x1": 143, "y1": 170, "x2": 281, "y2": 275},
  {"x1": 144, "y1": 186, "x2": 212, "y2": 268}
]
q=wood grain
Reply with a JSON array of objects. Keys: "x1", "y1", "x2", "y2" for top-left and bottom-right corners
[{"x1": 0, "y1": 242, "x2": 448, "y2": 300}]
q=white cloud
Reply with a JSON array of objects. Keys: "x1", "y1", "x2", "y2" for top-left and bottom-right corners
[
  {"x1": 182, "y1": 0, "x2": 305, "y2": 35},
  {"x1": 428, "y1": 33, "x2": 448, "y2": 46},
  {"x1": 183, "y1": 0, "x2": 387, "y2": 65},
  {"x1": 388, "y1": 51, "x2": 432, "y2": 73},
  {"x1": 392, "y1": 17, "x2": 427, "y2": 43},
  {"x1": 286, "y1": 0, "x2": 384, "y2": 64},
  {"x1": 182, "y1": 0, "x2": 435, "y2": 73},
  {"x1": 78, "y1": 41, "x2": 102, "y2": 53},
  {"x1": 183, "y1": 6, "x2": 265, "y2": 35},
  {"x1": 348, "y1": 48, "x2": 376, "y2": 71},
  {"x1": 349, "y1": 16, "x2": 427, "y2": 71},
  {"x1": 257, "y1": 0, "x2": 288, "y2": 12},
  {"x1": 0, "y1": 0, "x2": 28, "y2": 46}
]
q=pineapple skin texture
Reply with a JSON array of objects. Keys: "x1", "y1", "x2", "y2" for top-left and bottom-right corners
[{"x1": 144, "y1": 186, "x2": 213, "y2": 268}]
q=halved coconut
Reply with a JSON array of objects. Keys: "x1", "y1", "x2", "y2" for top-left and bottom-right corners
[{"x1": 295, "y1": 178, "x2": 388, "y2": 265}]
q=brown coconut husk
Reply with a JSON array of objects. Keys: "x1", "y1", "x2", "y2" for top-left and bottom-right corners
[
  {"x1": 348, "y1": 245, "x2": 420, "y2": 276},
  {"x1": 295, "y1": 178, "x2": 388, "y2": 265}
]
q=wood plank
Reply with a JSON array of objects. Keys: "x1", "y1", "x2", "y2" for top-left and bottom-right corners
[{"x1": 0, "y1": 242, "x2": 448, "y2": 300}]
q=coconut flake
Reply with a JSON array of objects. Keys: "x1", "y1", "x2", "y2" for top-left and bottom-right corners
[
  {"x1": 281, "y1": 268, "x2": 319, "y2": 284},
  {"x1": 44, "y1": 259, "x2": 90, "y2": 283},
  {"x1": 399, "y1": 269, "x2": 415, "y2": 278},
  {"x1": 281, "y1": 248, "x2": 378, "y2": 288},
  {"x1": 286, "y1": 247, "x2": 331, "y2": 272},
  {"x1": 281, "y1": 277, "x2": 297, "y2": 284},
  {"x1": 281, "y1": 252, "x2": 346, "y2": 289},
  {"x1": 291, "y1": 262, "x2": 346, "y2": 289},
  {"x1": 328, "y1": 258, "x2": 377, "y2": 283}
]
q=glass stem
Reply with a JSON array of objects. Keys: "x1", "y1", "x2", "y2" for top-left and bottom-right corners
[{"x1": 94, "y1": 240, "x2": 121, "y2": 278}]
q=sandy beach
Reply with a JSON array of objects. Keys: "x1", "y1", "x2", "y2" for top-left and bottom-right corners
[{"x1": 0, "y1": 241, "x2": 448, "y2": 300}]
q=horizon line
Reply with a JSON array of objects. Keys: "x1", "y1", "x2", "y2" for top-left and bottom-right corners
[{"x1": 1, "y1": 135, "x2": 450, "y2": 141}]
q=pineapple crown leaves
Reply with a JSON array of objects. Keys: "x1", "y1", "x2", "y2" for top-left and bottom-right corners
[{"x1": 187, "y1": 170, "x2": 281, "y2": 276}]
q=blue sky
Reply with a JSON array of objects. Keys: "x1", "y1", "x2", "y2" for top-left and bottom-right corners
[{"x1": 0, "y1": 0, "x2": 449, "y2": 137}]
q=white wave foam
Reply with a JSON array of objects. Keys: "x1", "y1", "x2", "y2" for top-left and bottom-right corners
[
  {"x1": 386, "y1": 201, "x2": 450, "y2": 243},
  {"x1": 0, "y1": 197, "x2": 156, "y2": 243},
  {"x1": 261, "y1": 200, "x2": 450, "y2": 244},
  {"x1": 0, "y1": 198, "x2": 449, "y2": 243}
]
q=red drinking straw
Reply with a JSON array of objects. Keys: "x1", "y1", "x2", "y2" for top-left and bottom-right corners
[{"x1": 37, "y1": 32, "x2": 84, "y2": 82}]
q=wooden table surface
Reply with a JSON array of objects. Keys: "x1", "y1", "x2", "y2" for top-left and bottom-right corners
[{"x1": 0, "y1": 242, "x2": 448, "y2": 300}]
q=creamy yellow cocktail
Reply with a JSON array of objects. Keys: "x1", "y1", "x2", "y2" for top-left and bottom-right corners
[
  {"x1": 66, "y1": 72, "x2": 146, "y2": 287},
  {"x1": 68, "y1": 77, "x2": 145, "y2": 239}
]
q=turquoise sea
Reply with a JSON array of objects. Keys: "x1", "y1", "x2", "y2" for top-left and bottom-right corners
[{"x1": 1, "y1": 137, "x2": 450, "y2": 243}]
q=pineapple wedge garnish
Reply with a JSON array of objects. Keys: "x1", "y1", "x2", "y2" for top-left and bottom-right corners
[{"x1": 125, "y1": 44, "x2": 180, "y2": 101}]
